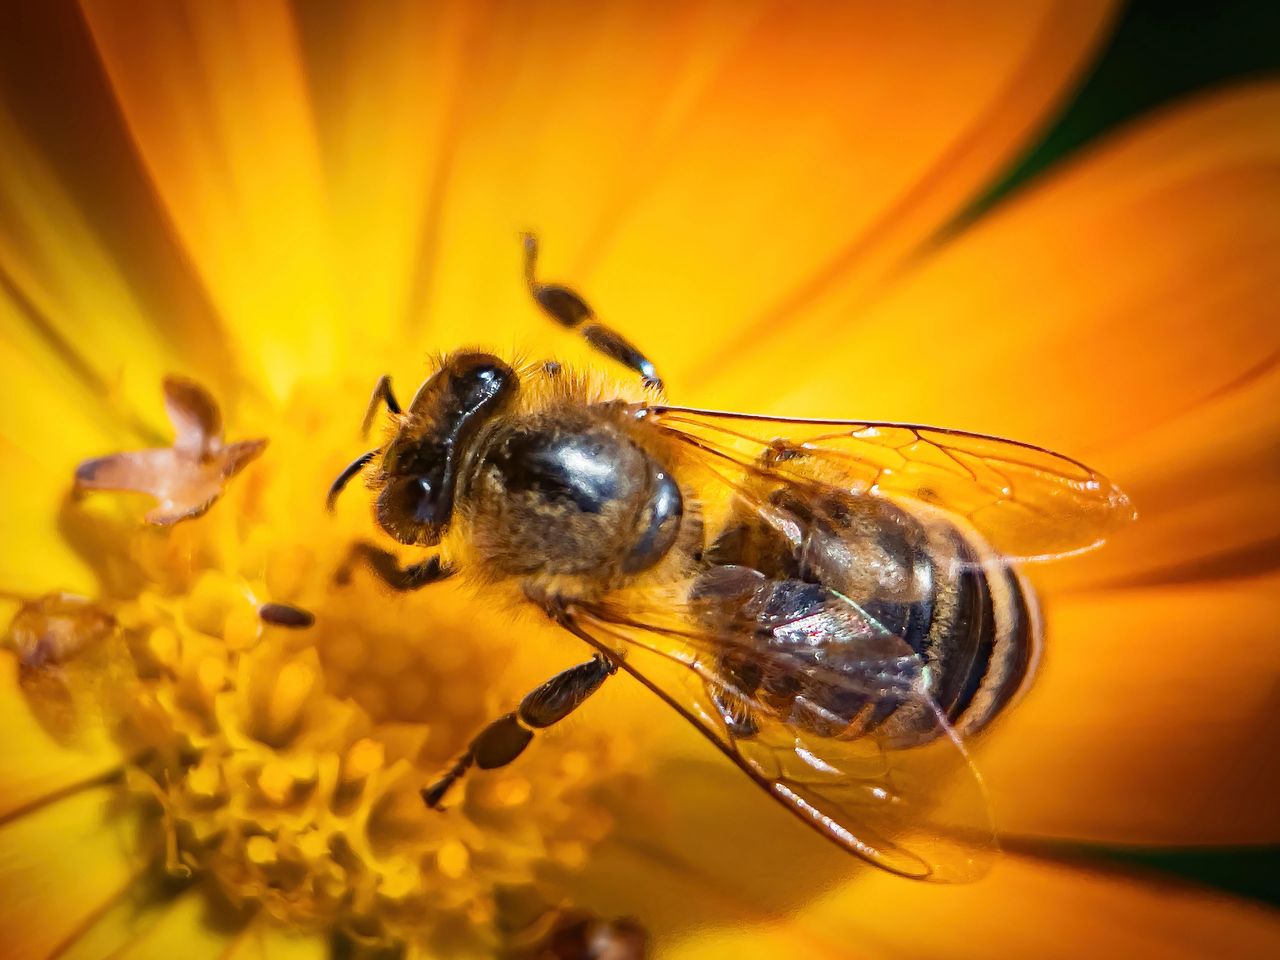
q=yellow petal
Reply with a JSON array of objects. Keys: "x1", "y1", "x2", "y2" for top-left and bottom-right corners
[
  {"x1": 74, "y1": 886, "x2": 236, "y2": 960},
  {"x1": 0, "y1": 785, "x2": 145, "y2": 960},
  {"x1": 585, "y1": 823, "x2": 1280, "y2": 959},
  {"x1": 0, "y1": 308, "x2": 138, "y2": 593},
  {"x1": 0, "y1": 107, "x2": 218, "y2": 432},
  {"x1": 978, "y1": 571, "x2": 1280, "y2": 846},
  {"x1": 421, "y1": 0, "x2": 1115, "y2": 386},
  {"x1": 223, "y1": 924, "x2": 328, "y2": 960},
  {"x1": 80, "y1": 0, "x2": 337, "y2": 399},
  {"x1": 0, "y1": 6, "x2": 243, "y2": 396},
  {"x1": 77, "y1": 1, "x2": 1113, "y2": 394},
  {"x1": 729, "y1": 81, "x2": 1280, "y2": 451},
  {"x1": 0, "y1": 652, "x2": 124, "y2": 822}
]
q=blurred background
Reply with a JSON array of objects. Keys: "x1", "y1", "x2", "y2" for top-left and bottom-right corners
[
  {"x1": 954, "y1": 0, "x2": 1280, "y2": 908},
  {"x1": 0, "y1": 0, "x2": 1277, "y2": 956}
]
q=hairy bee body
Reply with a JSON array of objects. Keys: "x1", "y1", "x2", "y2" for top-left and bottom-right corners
[{"x1": 381, "y1": 352, "x2": 1036, "y2": 750}]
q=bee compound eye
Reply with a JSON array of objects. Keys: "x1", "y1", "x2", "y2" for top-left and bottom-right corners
[{"x1": 376, "y1": 473, "x2": 449, "y2": 546}]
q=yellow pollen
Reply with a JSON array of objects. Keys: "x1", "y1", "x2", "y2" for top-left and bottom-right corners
[
  {"x1": 146, "y1": 625, "x2": 180, "y2": 668},
  {"x1": 186, "y1": 760, "x2": 222, "y2": 800},
  {"x1": 224, "y1": 604, "x2": 263, "y2": 651},
  {"x1": 246, "y1": 835, "x2": 278, "y2": 866},
  {"x1": 437, "y1": 840, "x2": 471, "y2": 879},
  {"x1": 257, "y1": 760, "x2": 296, "y2": 805},
  {"x1": 195, "y1": 656, "x2": 226, "y2": 702},
  {"x1": 4, "y1": 384, "x2": 641, "y2": 956},
  {"x1": 343, "y1": 737, "x2": 384, "y2": 782},
  {"x1": 260, "y1": 658, "x2": 317, "y2": 744},
  {"x1": 492, "y1": 776, "x2": 533, "y2": 807}
]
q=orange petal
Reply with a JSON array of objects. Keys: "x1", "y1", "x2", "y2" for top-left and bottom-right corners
[
  {"x1": 83, "y1": 1, "x2": 1113, "y2": 392},
  {"x1": 222, "y1": 924, "x2": 327, "y2": 960},
  {"x1": 582, "y1": 822, "x2": 1280, "y2": 959},
  {"x1": 800, "y1": 852, "x2": 1280, "y2": 960},
  {"x1": 88, "y1": 886, "x2": 238, "y2": 960},
  {"x1": 978, "y1": 571, "x2": 1280, "y2": 845},
  {"x1": 1039, "y1": 362, "x2": 1280, "y2": 591},
  {"x1": 730, "y1": 81, "x2": 1280, "y2": 453},
  {"x1": 0, "y1": 7, "x2": 242, "y2": 397},
  {"x1": 420, "y1": 0, "x2": 1115, "y2": 384},
  {"x1": 80, "y1": 0, "x2": 338, "y2": 399},
  {"x1": 0, "y1": 785, "x2": 147, "y2": 960}
]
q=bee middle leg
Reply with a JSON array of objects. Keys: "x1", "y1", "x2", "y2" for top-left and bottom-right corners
[
  {"x1": 422, "y1": 653, "x2": 617, "y2": 808},
  {"x1": 521, "y1": 232, "x2": 663, "y2": 392},
  {"x1": 335, "y1": 542, "x2": 453, "y2": 591}
]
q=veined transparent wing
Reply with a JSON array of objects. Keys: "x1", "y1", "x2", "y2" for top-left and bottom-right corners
[{"x1": 643, "y1": 405, "x2": 1134, "y2": 562}]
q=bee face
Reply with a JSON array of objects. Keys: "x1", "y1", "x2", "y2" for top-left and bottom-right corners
[{"x1": 373, "y1": 352, "x2": 516, "y2": 547}]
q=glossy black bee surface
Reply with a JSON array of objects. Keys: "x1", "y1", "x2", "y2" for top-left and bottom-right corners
[{"x1": 329, "y1": 235, "x2": 1133, "y2": 881}]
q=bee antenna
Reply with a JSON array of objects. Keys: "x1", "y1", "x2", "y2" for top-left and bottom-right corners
[{"x1": 327, "y1": 449, "x2": 380, "y2": 513}]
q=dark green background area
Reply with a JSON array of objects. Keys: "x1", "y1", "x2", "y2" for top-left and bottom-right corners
[
  {"x1": 971, "y1": 0, "x2": 1280, "y2": 909},
  {"x1": 971, "y1": 0, "x2": 1280, "y2": 218}
]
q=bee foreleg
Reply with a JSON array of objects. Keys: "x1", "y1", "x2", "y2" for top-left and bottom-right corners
[
  {"x1": 421, "y1": 655, "x2": 615, "y2": 808},
  {"x1": 521, "y1": 232, "x2": 663, "y2": 392},
  {"x1": 359, "y1": 374, "x2": 403, "y2": 438},
  {"x1": 335, "y1": 542, "x2": 453, "y2": 591}
]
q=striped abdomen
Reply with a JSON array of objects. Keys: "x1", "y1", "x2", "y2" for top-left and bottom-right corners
[{"x1": 701, "y1": 492, "x2": 1040, "y2": 746}]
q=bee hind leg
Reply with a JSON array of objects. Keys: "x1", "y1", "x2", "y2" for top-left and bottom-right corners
[
  {"x1": 422, "y1": 653, "x2": 616, "y2": 808},
  {"x1": 335, "y1": 542, "x2": 453, "y2": 591},
  {"x1": 521, "y1": 232, "x2": 664, "y2": 392}
]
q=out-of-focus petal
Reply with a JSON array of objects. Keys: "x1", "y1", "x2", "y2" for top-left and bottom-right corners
[
  {"x1": 580, "y1": 820, "x2": 1280, "y2": 960},
  {"x1": 0, "y1": 785, "x2": 147, "y2": 960},
  {"x1": 1040, "y1": 363, "x2": 1280, "y2": 591},
  {"x1": 0, "y1": 8, "x2": 239, "y2": 422},
  {"x1": 0, "y1": 652, "x2": 124, "y2": 822},
  {"x1": 82, "y1": 887, "x2": 238, "y2": 960},
  {"x1": 56, "y1": 885, "x2": 240, "y2": 960},
  {"x1": 222, "y1": 925, "x2": 329, "y2": 960},
  {"x1": 731, "y1": 81, "x2": 1280, "y2": 452},
  {"x1": 79, "y1": 0, "x2": 1112, "y2": 394},
  {"x1": 0, "y1": 315, "x2": 131, "y2": 593},
  {"x1": 978, "y1": 571, "x2": 1280, "y2": 846},
  {"x1": 798, "y1": 852, "x2": 1280, "y2": 960},
  {"x1": 421, "y1": 0, "x2": 1114, "y2": 384},
  {"x1": 80, "y1": 0, "x2": 338, "y2": 399}
]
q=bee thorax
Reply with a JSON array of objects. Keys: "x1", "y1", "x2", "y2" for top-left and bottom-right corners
[{"x1": 466, "y1": 419, "x2": 683, "y2": 579}]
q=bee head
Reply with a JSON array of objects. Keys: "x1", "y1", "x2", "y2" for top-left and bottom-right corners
[{"x1": 328, "y1": 352, "x2": 517, "y2": 546}]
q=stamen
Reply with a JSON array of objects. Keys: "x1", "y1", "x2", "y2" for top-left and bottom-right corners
[{"x1": 4, "y1": 379, "x2": 640, "y2": 953}]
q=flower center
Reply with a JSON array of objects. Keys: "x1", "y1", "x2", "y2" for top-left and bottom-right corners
[{"x1": 6, "y1": 382, "x2": 636, "y2": 955}]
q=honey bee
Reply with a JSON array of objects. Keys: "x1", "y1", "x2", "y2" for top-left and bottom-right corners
[{"x1": 328, "y1": 234, "x2": 1133, "y2": 881}]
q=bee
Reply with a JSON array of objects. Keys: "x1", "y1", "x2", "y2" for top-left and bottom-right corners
[{"x1": 328, "y1": 234, "x2": 1133, "y2": 881}]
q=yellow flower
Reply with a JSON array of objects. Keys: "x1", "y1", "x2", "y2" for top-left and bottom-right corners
[{"x1": 1, "y1": 2, "x2": 1277, "y2": 959}]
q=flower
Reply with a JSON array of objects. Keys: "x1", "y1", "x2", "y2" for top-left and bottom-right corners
[{"x1": 1, "y1": 2, "x2": 1277, "y2": 959}]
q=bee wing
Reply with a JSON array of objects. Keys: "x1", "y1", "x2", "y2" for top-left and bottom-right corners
[
  {"x1": 645, "y1": 405, "x2": 1134, "y2": 563},
  {"x1": 556, "y1": 594, "x2": 997, "y2": 882}
]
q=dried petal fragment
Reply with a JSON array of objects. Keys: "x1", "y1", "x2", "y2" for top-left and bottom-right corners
[{"x1": 74, "y1": 377, "x2": 266, "y2": 524}]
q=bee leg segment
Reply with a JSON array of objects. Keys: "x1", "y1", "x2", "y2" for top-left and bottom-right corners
[
  {"x1": 421, "y1": 655, "x2": 615, "y2": 809},
  {"x1": 335, "y1": 542, "x2": 453, "y2": 591},
  {"x1": 360, "y1": 374, "x2": 403, "y2": 438},
  {"x1": 521, "y1": 232, "x2": 664, "y2": 392}
]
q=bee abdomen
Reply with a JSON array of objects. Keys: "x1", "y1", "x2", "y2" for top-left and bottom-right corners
[{"x1": 878, "y1": 520, "x2": 1039, "y2": 745}]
